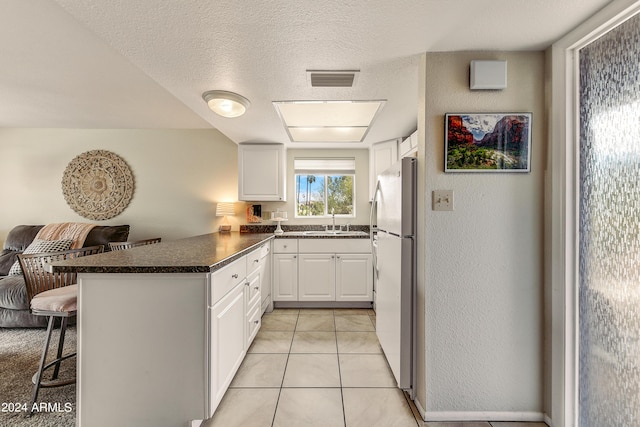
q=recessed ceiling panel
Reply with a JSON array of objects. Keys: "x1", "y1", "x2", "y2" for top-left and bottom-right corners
[
  {"x1": 289, "y1": 127, "x2": 368, "y2": 142},
  {"x1": 274, "y1": 101, "x2": 384, "y2": 127}
]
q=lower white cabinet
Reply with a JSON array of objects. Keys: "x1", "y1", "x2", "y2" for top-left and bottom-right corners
[
  {"x1": 209, "y1": 281, "x2": 245, "y2": 413},
  {"x1": 298, "y1": 254, "x2": 336, "y2": 301},
  {"x1": 244, "y1": 268, "x2": 262, "y2": 348},
  {"x1": 273, "y1": 253, "x2": 298, "y2": 300},
  {"x1": 273, "y1": 238, "x2": 373, "y2": 303},
  {"x1": 336, "y1": 253, "x2": 373, "y2": 301},
  {"x1": 208, "y1": 243, "x2": 269, "y2": 417}
]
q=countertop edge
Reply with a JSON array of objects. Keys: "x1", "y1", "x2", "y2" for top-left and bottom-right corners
[{"x1": 48, "y1": 233, "x2": 275, "y2": 274}]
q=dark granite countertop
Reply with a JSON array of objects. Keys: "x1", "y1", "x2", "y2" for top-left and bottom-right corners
[
  {"x1": 49, "y1": 226, "x2": 371, "y2": 274},
  {"x1": 49, "y1": 232, "x2": 274, "y2": 274}
]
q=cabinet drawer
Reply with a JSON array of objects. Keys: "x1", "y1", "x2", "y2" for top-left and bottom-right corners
[
  {"x1": 273, "y1": 239, "x2": 298, "y2": 253},
  {"x1": 210, "y1": 257, "x2": 247, "y2": 306},
  {"x1": 245, "y1": 269, "x2": 261, "y2": 307},
  {"x1": 298, "y1": 238, "x2": 370, "y2": 253},
  {"x1": 247, "y1": 243, "x2": 269, "y2": 274},
  {"x1": 245, "y1": 303, "x2": 261, "y2": 348}
]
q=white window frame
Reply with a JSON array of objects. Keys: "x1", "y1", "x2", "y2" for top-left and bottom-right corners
[
  {"x1": 550, "y1": 2, "x2": 640, "y2": 427},
  {"x1": 294, "y1": 158, "x2": 356, "y2": 219}
]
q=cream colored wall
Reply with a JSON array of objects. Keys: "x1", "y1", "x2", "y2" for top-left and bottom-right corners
[
  {"x1": 258, "y1": 148, "x2": 370, "y2": 228},
  {"x1": 419, "y1": 51, "x2": 546, "y2": 419},
  {"x1": 0, "y1": 128, "x2": 238, "y2": 245}
]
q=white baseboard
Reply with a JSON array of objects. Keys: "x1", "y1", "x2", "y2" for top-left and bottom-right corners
[
  {"x1": 413, "y1": 397, "x2": 427, "y2": 421},
  {"x1": 424, "y1": 411, "x2": 546, "y2": 422},
  {"x1": 544, "y1": 414, "x2": 554, "y2": 427}
]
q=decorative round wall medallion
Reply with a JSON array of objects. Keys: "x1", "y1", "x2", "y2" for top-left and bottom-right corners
[{"x1": 62, "y1": 150, "x2": 135, "y2": 220}]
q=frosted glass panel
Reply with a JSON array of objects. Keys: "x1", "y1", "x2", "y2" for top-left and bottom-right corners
[{"x1": 578, "y1": 13, "x2": 640, "y2": 427}]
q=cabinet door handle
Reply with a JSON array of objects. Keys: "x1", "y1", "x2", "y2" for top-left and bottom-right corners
[
  {"x1": 245, "y1": 282, "x2": 250, "y2": 286},
  {"x1": 254, "y1": 286, "x2": 260, "y2": 290},
  {"x1": 254, "y1": 259, "x2": 259, "y2": 263},
  {"x1": 293, "y1": 255, "x2": 297, "y2": 259},
  {"x1": 254, "y1": 320, "x2": 260, "y2": 324},
  {"x1": 337, "y1": 256, "x2": 341, "y2": 259},
  {"x1": 331, "y1": 255, "x2": 335, "y2": 259},
  {"x1": 232, "y1": 273, "x2": 239, "y2": 279}
]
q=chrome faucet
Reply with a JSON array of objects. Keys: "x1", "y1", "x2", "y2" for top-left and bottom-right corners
[{"x1": 331, "y1": 208, "x2": 336, "y2": 232}]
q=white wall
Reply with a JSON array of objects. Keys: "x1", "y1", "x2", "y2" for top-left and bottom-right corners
[
  {"x1": 0, "y1": 128, "x2": 238, "y2": 245},
  {"x1": 419, "y1": 51, "x2": 546, "y2": 420},
  {"x1": 259, "y1": 148, "x2": 370, "y2": 227}
]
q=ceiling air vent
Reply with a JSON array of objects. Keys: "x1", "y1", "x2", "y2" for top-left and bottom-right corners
[{"x1": 307, "y1": 70, "x2": 360, "y2": 87}]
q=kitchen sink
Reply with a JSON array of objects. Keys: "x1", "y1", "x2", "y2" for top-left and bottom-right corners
[
  {"x1": 303, "y1": 230, "x2": 369, "y2": 236},
  {"x1": 281, "y1": 230, "x2": 369, "y2": 237}
]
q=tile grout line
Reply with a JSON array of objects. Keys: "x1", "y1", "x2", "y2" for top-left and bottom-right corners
[
  {"x1": 269, "y1": 311, "x2": 299, "y2": 427},
  {"x1": 333, "y1": 311, "x2": 349, "y2": 427}
]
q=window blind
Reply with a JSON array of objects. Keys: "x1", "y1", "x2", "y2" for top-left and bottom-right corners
[{"x1": 293, "y1": 158, "x2": 356, "y2": 175}]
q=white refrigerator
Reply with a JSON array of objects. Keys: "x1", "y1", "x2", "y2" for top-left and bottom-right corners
[{"x1": 370, "y1": 156, "x2": 416, "y2": 391}]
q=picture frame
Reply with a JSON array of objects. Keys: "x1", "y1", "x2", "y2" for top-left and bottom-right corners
[{"x1": 444, "y1": 113, "x2": 532, "y2": 172}]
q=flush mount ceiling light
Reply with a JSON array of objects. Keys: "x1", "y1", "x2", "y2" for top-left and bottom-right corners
[
  {"x1": 202, "y1": 90, "x2": 250, "y2": 118},
  {"x1": 273, "y1": 100, "x2": 385, "y2": 142}
]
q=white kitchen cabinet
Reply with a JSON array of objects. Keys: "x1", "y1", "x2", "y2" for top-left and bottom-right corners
[
  {"x1": 209, "y1": 281, "x2": 245, "y2": 413},
  {"x1": 336, "y1": 253, "x2": 373, "y2": 301},
  {"x1": 244, "y1": 269, "x2": 262, "y2": 348},
  {"x1": 399, "y1": 130, "x2": 418, "y2": 158},
  {"x1": 238, "y1": 143, "x2": 286, "y2": 201},
  {"x1": 298, "y1": 254, "x2": 336, "y2": 301},
  {"x1": 273, "y1": 253, "x2": 298, "y2": 301},
  {"x1": 281, "y1": 238, "x2": 372, "y2": 303},
  {"x1": 246, "y1": 242, "x2": 271, "y2": 314},
  {"x1": 369, "y1": 138, "x2": 399, "y2": 200}
]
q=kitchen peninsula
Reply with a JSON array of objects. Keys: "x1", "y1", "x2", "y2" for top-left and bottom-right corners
[{"x1": 50, "y1": 232, "x2": 274, "y2": 427}]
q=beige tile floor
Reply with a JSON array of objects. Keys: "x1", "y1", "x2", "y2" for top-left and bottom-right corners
[{"x1": 206, "y1": 308, "x2": 548, "y2": 427}]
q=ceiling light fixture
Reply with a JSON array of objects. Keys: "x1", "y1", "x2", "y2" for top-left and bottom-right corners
[
  {"x1": 273, "y1": 100, "x2": 385, "y2": 143},
  {"x1": 202, "y1": 90, "x2": 250, "y2": 118}
]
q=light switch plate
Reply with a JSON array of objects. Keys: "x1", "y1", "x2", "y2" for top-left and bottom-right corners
[{"x1": 432, "y1": 190, "x2": 454, "y2": 211}]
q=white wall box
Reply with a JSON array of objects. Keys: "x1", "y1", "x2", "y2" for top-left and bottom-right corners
[
  {"x1": 469, "y1": 60, "x2": 507, "y2": 90},
  {"x1": 238, "y1": 143, "x2": 286, "y2": 201},
  {"x1": 369, "y1": 138, "x2": 399, "y2": 200}
]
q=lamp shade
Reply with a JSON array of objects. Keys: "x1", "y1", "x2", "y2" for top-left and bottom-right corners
[{"x1": 216, "y1": 202, "x2": 235, "y2": 217}]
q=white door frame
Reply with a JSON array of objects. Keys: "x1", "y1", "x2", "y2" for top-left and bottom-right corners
[{"x1": 549, "y1": 1, "x2": 640, "y2": 426}]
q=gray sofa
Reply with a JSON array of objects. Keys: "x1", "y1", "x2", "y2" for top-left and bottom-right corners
[{"x1": 0, "y1": 224, "x2": 130, "y2": 328}]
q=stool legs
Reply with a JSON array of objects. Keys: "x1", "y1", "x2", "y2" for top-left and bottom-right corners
[
  {"x1": 29, "y1": 315, "x2": 55, "y2": 416},
  {"x1": 28, "y1": 316, "x2": 75, "y2": 417},
  {"x1": 51, "y1": 317, "x2": 68, "y2": 380}
]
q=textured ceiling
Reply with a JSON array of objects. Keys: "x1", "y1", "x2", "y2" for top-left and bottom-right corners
[{"x1": 0, "y1": 0, "x2": 611, "y2": 147}]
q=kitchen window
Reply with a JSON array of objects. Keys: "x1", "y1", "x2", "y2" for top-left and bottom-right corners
[{"x1": 294, "y1": 158, "x2": 355, "y2": 218}]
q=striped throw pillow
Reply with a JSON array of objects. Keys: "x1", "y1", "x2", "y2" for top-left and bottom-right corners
[{"x1": 8, "y1": 239, "x2": 74, "y2": 276}]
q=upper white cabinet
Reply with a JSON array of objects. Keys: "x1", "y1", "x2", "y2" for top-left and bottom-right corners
[
  {"x1": 399, "y1": 130, "x2": 418, "y2": 158},
  {"x1": 238, "y1": 143, "x2": 286, "y2": 201},
  {"x1": 369, "y1": 138, "x2": 399, "y2": 200}
]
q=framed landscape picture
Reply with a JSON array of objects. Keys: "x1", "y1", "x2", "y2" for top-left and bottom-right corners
[{"x1": 445, "y1": 113, "x2": 532, "y2": 172}]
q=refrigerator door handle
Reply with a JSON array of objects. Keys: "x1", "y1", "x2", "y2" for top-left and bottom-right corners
[{"x1": 370, "y1": 180, "x2": 381, "y2": 278}]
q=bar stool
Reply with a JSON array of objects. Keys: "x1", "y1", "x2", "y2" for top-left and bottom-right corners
[
  {"x1": 108, "y1": 237, "x2": 161, "y2": 250},
  {"x1": 18, "y1": 245, "x2": 104, "y2": 416}
]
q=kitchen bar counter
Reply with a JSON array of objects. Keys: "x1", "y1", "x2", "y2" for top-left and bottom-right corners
[
  {"x1": 50, "y1": 229, "x2": 370, "y2": 427},
  {"x1": 49, "y1": 231, "x2": 274, "y2": 274}
]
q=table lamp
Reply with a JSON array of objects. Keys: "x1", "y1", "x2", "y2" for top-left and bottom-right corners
[{"x1": 216, "y1": 202, "x2": 235, "y2": 232}]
